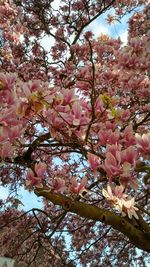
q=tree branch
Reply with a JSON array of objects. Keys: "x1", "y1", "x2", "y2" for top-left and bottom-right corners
[{"x1": 35, "y1": 186, "x2": 150, "y2": 253}]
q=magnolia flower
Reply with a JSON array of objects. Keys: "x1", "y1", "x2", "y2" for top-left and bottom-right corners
[
  {"x1": 122, "y1": 198, "x2": 139, "y2": 220},
  {"x1": 60, "y1": 101, "x2": 88, "y2": 127},
  {"x1": 103, "y1": 144, "x2": 137, "y2": 179},
  {"x1": 52, "y1": 177, "x2": 66, "y2": 193},
  {"x1": 102, "y1": 184, "x2": 138, "y2": 220},
  {"x1": 135, "y1": 133, "x2": 150, "y2": 153},
  {"x1": 26, "y1": 169, "x2": 43, "y2": 188},
  {"x1": 69, "y1": 176, "x2": 88, "y2": 196},
  {"x1": 102, "y1": 184, "x2": 116, "y2": 203},
  {"x1": 104, "y1": 152, "x2": 121, "y2": 177},
  {"x1": 121, "y1": 146, "x2": 137, "y2": 165},
  {"x1": 0, "y1": 72, "x2": 17, "y2": 91},
  {"x1": 102, "y1": 184, "x2": 127, "y2": 206},
  {"x1": 34, "y1": 162, "x2": 47, "y2": 177},
  {"x1": 62, "y1": 89, "x2": 76, "y2": 105},
  {"x1": 98, "y1": 129, "x2": 119, "y2": 145},
  {"x1": 122, "y1": 125, "x2": 135, "y2": 146},
  {"x1": 26, "y1": 162, "x2": 47, "y2": 188},
  {"x1": 114, "y1": 184, "x2": 128, "y2": 199},
  {"x1": 87, "y1": 152, "x2": 101, "y2": 175}
]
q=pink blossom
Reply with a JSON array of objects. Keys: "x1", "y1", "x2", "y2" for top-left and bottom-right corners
[
  {"x1": 104, "y1": 152, "x2": 121, "y2": 177},
  {"x1": 102, "y1": 184, "x2": 127, "y2": 204},
  {"x1": 122, "y1": 198, "x2": 139, "y2": 220},
  {"x1": 103, "y1": 144, "x2": 137, "y2": 180},
  {"x1": 73, "y1": 109, "x2": 88, "y2": 125},
  {"x1": 23, "y1": 80, "x2": 41, "y2": 97},
  {"x1": 102, "y1": 184, "x2": 116, "y2": 203},
  {"x1": 114, "y1": 184, "x2": 128, "y2": 199},
  {"x1": 94, "y1": 96, "x2": 104, "y2": 115},
  {"x1": 60, "y1": 101, "x2": 88, "y2": 127},
  {"x1": 87, "y1": 152, "x2": 101, "y2": 174},
  {"x1": 26, "y1": 169, "x2": 43, "y2": 188},
  {"x1": 102, "y1": 184, "x2": 139, "y2": 219},
  {"x1": 34, "y1": 162, "x2": 47, "y2": 177},
  {"x1": 122, "y1": 125, "x2": 135, "y2": 146},
  {"x1": 69, "y1": 176, "x2": 87, "y2": 195},
  {"x1": 8, "y1": 125, "x2": 25, "y2": 141},
  {"x1": 98, "y1": 129, "x2": 119, "y2": 145},
  {"x1": 121, "y1": 146, "x2": 137, "y2": 165},
  {"x1": 26, "y1": 162, "x2": 47, "y2": 188},
  {"x1": 135, "y1": 133, "x2": 150, "y2": 153},
  {"x1": 62, "y1": 89, "x2": 76, "y2": 105},
  {"x1": 106, "y1": 144, "x2": 122, "y2": 160},
  {"x1": 52, "y1": 177, "x2": 66, "y2": 193},
  {"x1": 0, "y1": 72, "x2": 17, "y2": 91}
]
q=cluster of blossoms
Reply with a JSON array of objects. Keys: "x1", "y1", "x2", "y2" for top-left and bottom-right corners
[
  {"x1": 0, "y1": 68, "x2": 149, "y2": 220},
  {"x1": 102, "y1": 184, "x2": 139, "y2": 219},
  {"x1": 0, "y1": 0, "x2": 149, "y2": 224},
  {"x1": 26, "y1": 162, "x2": 88, "y2": 196},
  {"x1": 0, "y1": 0, "x2": 150, "y2": 265}
]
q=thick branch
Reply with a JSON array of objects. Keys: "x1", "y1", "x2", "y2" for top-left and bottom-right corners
[{"x1": 35, "y1": 187, "x2": 150, "y2": 253}]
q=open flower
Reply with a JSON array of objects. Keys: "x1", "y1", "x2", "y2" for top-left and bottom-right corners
[
  {"x1": 102, "y1": 184, "x2": 127, "y2": 207},
  {"x1": 114, "y1": 184, "x2": 128, "y2": 199},
  {"x1": 122, "y1": 198, "x2": 139, "y2": 220},
  {"x1": 102, "y1": 184, "x2": 116, "y2": 203},
  {"x1": 102, "y1": 184, "x2": 138, "y2": 219}
]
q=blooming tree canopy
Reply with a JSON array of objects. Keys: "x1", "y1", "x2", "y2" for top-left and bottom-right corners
[{"x1": 0, "y1": 0, "x2": 150, "y2": 266}]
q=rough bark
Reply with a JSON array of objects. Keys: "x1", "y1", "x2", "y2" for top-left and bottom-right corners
[{"x1": 35, "y1": 186, "x2": 150, "y2": 253}]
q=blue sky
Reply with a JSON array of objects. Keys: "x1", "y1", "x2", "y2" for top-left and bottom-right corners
[{"x1": 0, "y1": 186, "x2": 43, "y2": 211}]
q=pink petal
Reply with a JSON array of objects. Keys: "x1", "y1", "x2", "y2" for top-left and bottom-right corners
[{"x1": 35, "y1": 162, "x2": 47, "y2": 176}]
